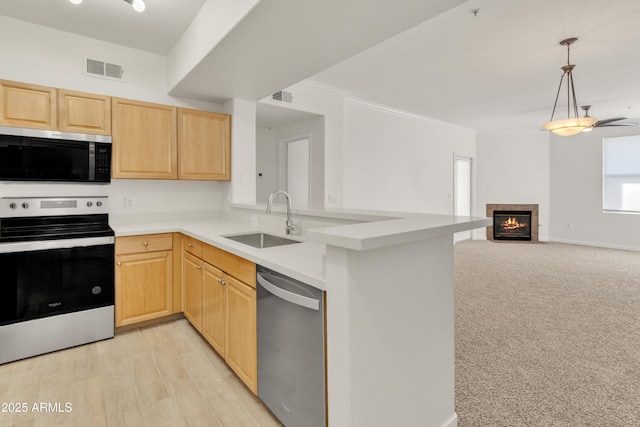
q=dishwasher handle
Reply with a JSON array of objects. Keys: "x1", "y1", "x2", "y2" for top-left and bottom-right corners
[{"x1": 257, "y1": 273, "x2": 320, "y2": 311}]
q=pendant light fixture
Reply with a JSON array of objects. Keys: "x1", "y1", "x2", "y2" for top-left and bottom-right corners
[
  {"x1": 542, "y1": 37, "x2": 597, "y2": 136},
  {"x1": 68, "y1": 0, "x2": 145, "y2": 13}
]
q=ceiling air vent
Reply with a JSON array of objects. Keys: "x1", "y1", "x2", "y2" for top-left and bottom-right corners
[
  {"x1": 272, "y1": 90, "x2": 293, "y2": 103},
  {"x1": 84, "y1": 57, "x2": 125, "y2": 81}
]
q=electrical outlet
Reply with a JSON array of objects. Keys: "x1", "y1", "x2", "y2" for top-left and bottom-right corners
[
  {"x1": 124, "y1": 196, "x2": 136, "y2": 209},
  {"x1": 251, "y1": 216, "x2": 259, "y2": 226}
]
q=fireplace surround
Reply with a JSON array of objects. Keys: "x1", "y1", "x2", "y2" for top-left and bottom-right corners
[{"x1": 486, "y1": 204, "x2": 539, "y2": 242}]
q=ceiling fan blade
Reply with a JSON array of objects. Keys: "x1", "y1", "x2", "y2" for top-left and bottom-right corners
[
  {"x1": 596, "y1": 121, "x2": 637, "y2": 127},
  {"x1": 594, "y1": 117, "x2": 627, "y2": 126}
]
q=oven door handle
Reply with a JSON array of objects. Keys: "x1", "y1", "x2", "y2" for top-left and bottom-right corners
[{"x1": 0, "y1": 236, "x2": 114, "y2": 253}]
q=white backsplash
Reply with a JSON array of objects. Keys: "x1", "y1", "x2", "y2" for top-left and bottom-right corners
[
  {"x1": 108, "y1": 179, "x2": 226, "y2": 215},
  {"x1": 0, "y1": 179, "x2": 227, "y2": 215}
]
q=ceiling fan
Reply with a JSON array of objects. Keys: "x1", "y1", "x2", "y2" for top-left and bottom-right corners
[{"x1": 580, "y1": 105, "x2": 637, "y2": 130}]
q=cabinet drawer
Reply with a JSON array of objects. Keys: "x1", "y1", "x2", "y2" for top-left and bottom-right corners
[
  {"x1": 202, "y1": 243, "x2": 256, "y2": 288},
  {"x1": 183, "y1": 235, "x2": 202, "y2": 258},
  {"x1": 116, "y1": 233, "x2": 173, "y2": 255}
]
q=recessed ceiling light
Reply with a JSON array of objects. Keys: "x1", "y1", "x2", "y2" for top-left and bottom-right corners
[
  {"x1": 124, "y1": 0, "x2": 146, "y2": 12},
  {"x1": 68, "y1": 0, "x2": 145, "y2": 13}
]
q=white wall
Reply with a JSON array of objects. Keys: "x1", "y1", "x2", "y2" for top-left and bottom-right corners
[
  {"x1": 259, "y1": 82, "x2": 345, "y2": 207},
  {"x1": 342, "y1": 98, "x2": 476, "y2": 214},
  {"x1": 0, "y1": 16, "x2": 223, "y2": 110},
  {"x1": 0, "y1": 17, "x2": 227, "y2": 216},
  {"x1": 549, "y1": 125, "x2": 640, "y2": 250},
  {"x1": 256, "y1": 126, "x2": 278, "y2": 203},
  {"x1": 476, "y1": 130, "x2": 550, "y2": 241},
  {"x1": 225, "y1": 98, "x2": 256, "y2": 205},
  {"x1": 167, "y1": 0, "x2": 260, "y2": 91}
]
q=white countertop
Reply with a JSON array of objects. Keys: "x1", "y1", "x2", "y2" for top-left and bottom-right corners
[
  {"x1": 307, "y1": 214, "x2": 492, "y2": 250},
  {"x1": 110, "y1": 207, "x2": 492, "y2": 290},
  {"x1": 111, "y1": 211, "x2": 327, "y2": 289}
]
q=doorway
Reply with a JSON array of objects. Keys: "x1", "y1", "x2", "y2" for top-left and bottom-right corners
[
  {"x1": 255, "y1": 102, "x2": 324, "y2": 208},
  {"x1": 454, "y1": 156, "x2": 473, "y2": 242},
  {"x1": 281, "y1": 136, "x2": 310, "y2": 209}
]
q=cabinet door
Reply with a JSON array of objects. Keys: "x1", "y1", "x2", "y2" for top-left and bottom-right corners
[
  {"x1": 112, "y1": 98, "x2": 177, "y2": 179},
  {"x1": 115, "y1": 250, "x2": 173, "y2": 327},
  {"x1": 203, "y1": 263, "x2": 227, "y2": 355},
  {"x1": 58, "y1": 89, "x2": 111, "y2": 135},
  {"x1": 226, "y1": 275, "x2": 257, "y2": 394},
  {"x1": 0, "y1": 80, "x2": 57, "y2": 129},
  {"x1": 183, "y1": 252, "x2": 204, "y2": 331},
  {"x1": 178, "y1": 109, "x2": 230, "y2": 181}
]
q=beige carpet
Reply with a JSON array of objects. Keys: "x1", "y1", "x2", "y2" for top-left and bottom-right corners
[{"x1": 454, "y1": 241, "x2": 640, "y2": 427}]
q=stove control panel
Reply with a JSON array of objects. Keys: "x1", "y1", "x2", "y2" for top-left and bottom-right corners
[{"x1": 0, "y1": 197, "x2": 110, "y2": 218}]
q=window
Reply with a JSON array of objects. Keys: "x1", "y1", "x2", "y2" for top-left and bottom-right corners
[{"x1": 603, "y1": 135, "x2": 640, "y2": 213}]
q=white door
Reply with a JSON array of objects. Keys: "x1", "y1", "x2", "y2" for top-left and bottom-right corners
[
  {"x1": 286, "y1": 138, "x2": 310, "y2": 209},
  {"x1": 454, "y1": 156, "x2": 473, "y2": 242}
]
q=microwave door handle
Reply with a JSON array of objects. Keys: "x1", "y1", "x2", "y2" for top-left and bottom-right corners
[
  {"x1": 257, "y1": 273, "x2": 320, "y2": 311},
  {"x1": 88, "y1": 142, "x2": 95, "y2": 181}
]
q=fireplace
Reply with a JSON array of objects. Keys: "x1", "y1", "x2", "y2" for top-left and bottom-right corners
[
  {"x1": 493, "y1": 210, "x2": 532, "y2": 241},
  {"x1": 486, "y1": 203, "x2": 539, "y2": 242}
]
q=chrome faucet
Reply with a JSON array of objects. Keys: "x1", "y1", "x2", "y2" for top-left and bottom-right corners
[{"x1": 266, "y1": 190, "x2": 296, "y2": 235}]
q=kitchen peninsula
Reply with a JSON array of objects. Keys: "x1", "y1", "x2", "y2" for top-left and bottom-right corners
[{"x1": 112, "y1": 205, "x2": 491, "y2": 427}]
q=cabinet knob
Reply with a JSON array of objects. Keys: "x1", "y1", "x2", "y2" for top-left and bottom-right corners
[
  {"x1": 196, "y1": 265, "x2": 202, "y2": 270},
  {"x1": 187, "y1": 243, "x2": 193, "y2": 248},
  {"x1": 143, "y1": 241, "x2": 148, "y2": 246},
  {"x1": 220, "y1": 279, "x2": 227, "y2": 286},
  {"x1": 117, "y1": 261, "x2": 121, "y2": 267}
]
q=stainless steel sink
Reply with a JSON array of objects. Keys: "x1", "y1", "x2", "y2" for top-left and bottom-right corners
[{"x1": 223, "y1": 232, "x2": 301, "y2": 249}]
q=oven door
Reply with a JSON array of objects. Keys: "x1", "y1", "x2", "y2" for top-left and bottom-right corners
[{"x1": 0, "y1": 237, "x2": 114, "y2": 326}]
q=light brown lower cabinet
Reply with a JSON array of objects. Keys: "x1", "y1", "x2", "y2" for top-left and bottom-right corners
[
  {"x1": 183, "y1": 238, "x2": 257, "y2": 394},
  {"x1": 115, "y1": 234, "x2": 174, "y2": 327},
  {"x1": 183, "y1": 251, "x2": 204, "y2": 330},
  {"x1": 203, "y1": 263, "x2": 226, "y2": 356},
  {"x1": 225, "y1": 274, "x2": 257, "y2": 392}
]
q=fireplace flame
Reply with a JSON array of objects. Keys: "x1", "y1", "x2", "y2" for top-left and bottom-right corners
[{"x1": 502, "y1": 217, "x2": 527, "y2": 230}]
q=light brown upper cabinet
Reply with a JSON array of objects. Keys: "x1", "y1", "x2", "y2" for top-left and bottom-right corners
[
  {"x1": 58, "y1": 89, "x2": 111, "y2": 135},
  {"x1": 178, "y1": 108, "x2": 231, "y2": 180},
  {"x1": 112, "y1": 97, "x2": 178, "y2": 179},
  {"x1": 0, "y1": 80, "x2": 57, "y2": 129}
]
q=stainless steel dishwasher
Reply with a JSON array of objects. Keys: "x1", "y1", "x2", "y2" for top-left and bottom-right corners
[{"x1": 257, "y1": 266, "x2": 325, "y2": 427}]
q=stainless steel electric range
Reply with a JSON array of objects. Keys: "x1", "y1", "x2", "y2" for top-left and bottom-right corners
[{"x1": 0, "y1": 196, "x2": 115, "y2": 364}]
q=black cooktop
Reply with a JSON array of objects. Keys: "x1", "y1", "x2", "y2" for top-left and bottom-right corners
[{"x1": 0, "y1": 213, "x2": 114, "y2": 243}]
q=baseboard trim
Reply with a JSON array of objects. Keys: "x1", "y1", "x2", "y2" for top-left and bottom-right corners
[
  {"x1": 115, "y1": 313, "x2": 184, "y2": 333},
  {"x1": 549, "y1": 238, "x2": 640, "y2": 252},
  {"x1": 442, "y1": 412, "x2": 458, "y2": 427}
]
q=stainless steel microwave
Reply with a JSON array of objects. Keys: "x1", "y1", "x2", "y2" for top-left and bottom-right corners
[{"x1": 0, "y1": 126, "x2": 111, "y2": 183}]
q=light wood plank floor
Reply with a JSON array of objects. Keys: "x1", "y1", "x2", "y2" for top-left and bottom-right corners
[{"x1": 0, "y1": 318, "x2": 282, "y2": 427}]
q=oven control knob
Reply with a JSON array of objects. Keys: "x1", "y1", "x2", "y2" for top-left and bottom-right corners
[
  {"x1": 9, "y1": 202, "x2": 17, "y2": 209},
  {"x1": 22, "y1": 202, "x2": 29, "y2": 209},
  {"x1": 96, "y1": 201, "x2": 103, "y2": 207},
  {"x1": 87, "y1": 201, "x2": 93, "y2": 207}
]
